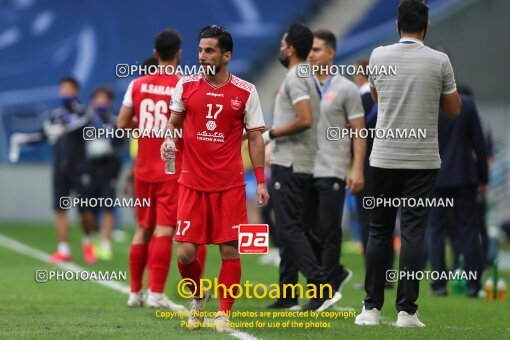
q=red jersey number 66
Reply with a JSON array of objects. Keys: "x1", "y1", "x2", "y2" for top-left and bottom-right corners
[{"x1": 238, "y1": 224, "x2": 269, "y2": 254}]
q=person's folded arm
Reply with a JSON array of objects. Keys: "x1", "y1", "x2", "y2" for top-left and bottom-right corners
[{"x1": 271, "y1": 99, "x2": 313, "y2": 138}]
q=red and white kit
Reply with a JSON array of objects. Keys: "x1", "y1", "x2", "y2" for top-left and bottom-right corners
[
  {"x1": 123, "y1": 73, "x2": 182, "y2": 228},
  {"x1": 170, "y1": 73, "x2": 265, "y2": 244}
]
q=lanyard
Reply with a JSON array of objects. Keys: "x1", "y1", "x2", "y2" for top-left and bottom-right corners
[{"x1": 314, "y1": 75, "x2": 333, "y2": 99}]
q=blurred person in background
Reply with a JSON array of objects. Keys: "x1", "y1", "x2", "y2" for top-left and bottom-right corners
[
  {"x1": 474, "y1": 90, "x2": 494, "y2": 269},
  {"x1": 258, "y1": 140, "x2": 281, "y2": 267},
  {"x1": 304, "y1": 29, "x2": 366, "y2": 303},
  {"x1": 118, "y1": 29, "x2": 186, "y2": 311},
  {"x1": 425, "y1": 82, "x2": 488, "y2": 297},
  {"x1": 46, "y1": 77, "x2": 97, "y2": 265},
  {"x1": 264, "y1": 23, "x2": 334, "y2": 311},
  {"x1": 353, "y1": 58, "x2": 375, "y2": 254},
  {"x1": 85, "y1": 86, "x2": 123, "y2": 260},
  {"x1": 123, "y1": 55, "x2": 159, "y2": 200}
]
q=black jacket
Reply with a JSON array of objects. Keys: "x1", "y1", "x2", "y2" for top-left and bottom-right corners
[{"x1": 436, "y1": 95, "x2": 488, "y2": 188}]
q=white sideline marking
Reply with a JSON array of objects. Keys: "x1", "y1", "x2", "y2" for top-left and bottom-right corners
[{"x1": 0, "y1": 233, "x2": 261, "y2": 340}]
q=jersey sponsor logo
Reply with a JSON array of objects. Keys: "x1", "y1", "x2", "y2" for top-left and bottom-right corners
[
  {"x1": 206, "y1": 92, "x2": 224, "y2": 97},
  {"x1": 238, "y1": 224, "x2": 269, "y2": 254},
  {"x1": 231, "y1": 97, "x2": 242, "y2": 111},
  {"x1": 196, "y1": 131, "x2": 224, "y2": 143}
]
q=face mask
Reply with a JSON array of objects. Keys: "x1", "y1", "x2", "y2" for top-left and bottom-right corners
[
  {"x1": 94, "y1": 105, "x2": 109, "y2": 115},
  {"x1": 61, "y1": 96, "x2": 78, "y2": 107}
]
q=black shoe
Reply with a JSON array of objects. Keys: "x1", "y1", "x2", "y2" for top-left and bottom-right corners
[
  {"x1": 430, "y1": 288, "x2": 448, "y2": 296},
  {"x1": 302, "y1": 292, "x2": 342, "y2": 312},
  {"x1": 267, "y1": 299, "x2": 300, "y2": 310},
  {"x1": 333, "y1": 268, "x2": 353, "y2": 293}
]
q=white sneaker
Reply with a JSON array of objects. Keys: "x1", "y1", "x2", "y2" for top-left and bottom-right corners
[
  {"x1": 188, "y1": 290, "x2": 211, "y2": 330},
  {"x1": 316, "y1": 292, "x2": 343, "y2": 312},
  {"x1": 127, "y1": 291, "x2": 144, "y2": 308},
  {"x1": 146, "y1": 291, "x2": 186, "y2": 311},
  {"x1": 214, "y1": 311, "x2": 233, "y2": 333},
  {"x1": 395, "y1": 311, "x2": 425, "y2": 328},
  {"x1": 355, "y1": 306, "x2": 380, "y2": 326}
]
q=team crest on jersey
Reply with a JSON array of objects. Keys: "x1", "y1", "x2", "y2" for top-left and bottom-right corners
[
  {"x1": 231, "y1": 97, "x2": 242, "y2": 111},
  {"x1": 325, "y1": 92, "x2": 336, "y2": 102}
]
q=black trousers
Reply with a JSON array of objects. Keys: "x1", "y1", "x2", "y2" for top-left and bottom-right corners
[
  {"x1": 364, "y1": 167, "x2": 437, "y2": 313},
  {"x1": 271, "y1": 165, "x2": 327, "y2": 299},
  {"x1": 475, "y1": 192, "x2": 488, "y2": 269},
  {"x1": 426, "y1": 186, "x2": 482, "y2": 291},
  {"x1": 303, "y1": 177, "x2": 346, "y2": 284}
]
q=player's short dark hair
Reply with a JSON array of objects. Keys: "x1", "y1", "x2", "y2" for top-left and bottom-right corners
[
  {"x1": 397, "y1": 0, "x2": 429, "y2": 34},
  {"x1": 91, "y1": 86, "x2": 114, "y2": 101},
  {"x1": 199, "y1": 25, "x2": 233, "y2": 53},
  {"x1": 285, "y1": 23, "x2": 313, "y2": 60},
  {"x1": 356, "y1": 58, "x2": 369, "y2": 78},
  {"x1": 313, "y1": 29, "x2": 337, "y2": 51},
  {"x1": 154, "y1": 29, "x2": 181, "y2": 61},
  {"x1": 59, "y1": 76, "x2": 80, "y2": 90}
]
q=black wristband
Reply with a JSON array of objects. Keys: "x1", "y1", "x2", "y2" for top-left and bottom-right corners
[{"x1": 269, "y1": 129, "x2": 276, "y2": 140}]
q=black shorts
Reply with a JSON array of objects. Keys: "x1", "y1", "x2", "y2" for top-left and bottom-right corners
[
  {"x1": 88, "y1": 157, "x2": 121, "y2": 211},
  {"x1": 52, "y1": 166, "x2": 94, "y2": 212}
]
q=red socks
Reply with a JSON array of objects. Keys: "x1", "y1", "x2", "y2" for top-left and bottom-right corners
[
  {"x1": 178, "y1": 258, "x2": 203, "y2": 297},
  {"x1": 129, "y1": 244, "x2": 148, "y2": 292},
  {"x1": 196, "y1": 245, "x2": 207, "y2": 277},
  {"x1": 148, "y1": 235, "x2": 173, "y2": 293},
  {"x1": 218, "y1": 258, "x2": 241, "y2": 312},
  {"x1": 177, "y1": 248, "x2": 241, "y2": 313}
]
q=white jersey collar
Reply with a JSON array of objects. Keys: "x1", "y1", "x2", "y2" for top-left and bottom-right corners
[{"x1": 398, "y1": 37, "x2": 424, "y2": 46}]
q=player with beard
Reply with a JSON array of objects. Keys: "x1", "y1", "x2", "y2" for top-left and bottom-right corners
[{"x1": 161, "y1": 25, "x2": 269, "y2": 332}]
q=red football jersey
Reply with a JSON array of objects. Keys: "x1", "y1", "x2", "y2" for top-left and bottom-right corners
[
  {"x1": 170, "y1": 73, "x2": 265, "y2": 192},
  {"x1": 122, "y1": 74, "x2": 182, "y2": 183}
]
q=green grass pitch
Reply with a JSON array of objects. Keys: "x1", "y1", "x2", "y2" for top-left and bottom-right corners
[{"x1": 0, "y1": 222, "x2": 509, "y2": 339}]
